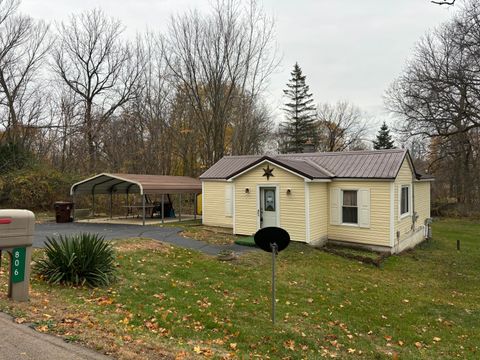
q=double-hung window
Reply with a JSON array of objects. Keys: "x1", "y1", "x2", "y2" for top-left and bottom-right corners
[
  {"x1": 401, "y1": 185, "x2": 410, "y2": 216},
  {"x1": 342, "y1": 190, "x2": 358, "y2": 224}
]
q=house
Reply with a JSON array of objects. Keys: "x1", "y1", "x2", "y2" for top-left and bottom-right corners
[{"x1": 199, "y1": 149, "x2": 433, "y2": 254}]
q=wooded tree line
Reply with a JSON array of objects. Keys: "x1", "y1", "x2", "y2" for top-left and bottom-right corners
[
  {"x1": 0, "y1": 0, "x2": 277, "y2": 178},
  {"x1": 1, "y1": 0, "x2": 479, "y2": 214},
  {"x1": 387, "y1": 0, "x2": 480, "y2": 213}
]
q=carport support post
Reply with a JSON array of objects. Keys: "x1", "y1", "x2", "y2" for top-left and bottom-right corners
[
  {"x1": 125, "y1": 189, "x2": 129, "y2": 218},
  {"x1": 109, "y1": 191, "x2": 113, "y2": 219},
  {"x1": 194, "y1": 193, "x2": 197, "y2": 220},
  {"x1": 72, "y1": 192, "x2": 76, "y2": 222},
  {"x1": 179, "y1": 193, "x2": 182, "y2": 222},
  {"x1": 92, "y1": 191, "x2": 95, "y2": 218},
  {"x1": 142, "y1": 194, "x2": 146, "y2": 226},
  {"x1": 161, "y1": 194, "x2": 165, "y2": 224}
]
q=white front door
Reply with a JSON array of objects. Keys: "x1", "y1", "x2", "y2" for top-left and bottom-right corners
[{"x1": 260, "y1": 187, "x2": 277, "y2": 228}]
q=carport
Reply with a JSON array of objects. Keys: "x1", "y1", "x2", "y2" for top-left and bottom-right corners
[{"x1": 70, "y1": 173, "x2": 202, "y2": 225}]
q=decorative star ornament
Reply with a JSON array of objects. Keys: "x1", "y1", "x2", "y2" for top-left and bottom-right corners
[{"x1": 263, "y1": 165, "x2": 274, "y2": 180}]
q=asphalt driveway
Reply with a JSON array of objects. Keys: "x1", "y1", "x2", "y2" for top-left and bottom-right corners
[{"x1": 34, "y1": 222, "x2": 254, "y2": 255}]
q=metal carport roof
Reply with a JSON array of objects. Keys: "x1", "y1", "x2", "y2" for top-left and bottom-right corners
[{"x1": 70, "y1": 173, "x2": 202, "y2": 195}]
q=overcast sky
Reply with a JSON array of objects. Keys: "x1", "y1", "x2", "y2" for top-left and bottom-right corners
[{"x1": 20, "y1": 0, "x2": 455, "y2": 130}]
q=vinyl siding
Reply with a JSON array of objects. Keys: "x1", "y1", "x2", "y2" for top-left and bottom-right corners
[
  {"x1": 414, "y1": 181, "x2": 431, "y2": 226},
  {"x1": 309, "y1": 182, "x2": 328, "y2": 244},
  {"x1": 394, "y1": 158, "x2": 414, "y2": 240},
  {"x1": 327, "y1": 181, "x2": 391, "y2": 246},
  {"x1": 234, "y1": 163, "x2": 307, "y2": 241},
  {"x1": 202, "y1": 181, "x2": 233, "y2": 228}
]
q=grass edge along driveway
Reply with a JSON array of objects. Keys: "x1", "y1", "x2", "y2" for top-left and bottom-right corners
[{"x1": 0, "y1": 218, "x2": 478, "y2": 359}]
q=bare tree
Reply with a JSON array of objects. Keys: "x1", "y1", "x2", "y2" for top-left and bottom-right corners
[
  {"x1": 316, "y1": 101, "x2": 368, "y2": 152},
  {"x1": 52, "y1": 9, "x2": 144, "y2": 172},
  {"x1": 163, "y1": 0, "x2": 278, "y2": 168},
  {"x1": 431, "y1": 0, "x2": 456, "y2": 5},
  {"x1": 0, "y1": 0, "x2": 50, "y2": 146},
  {"x1": 386, "y1": 0, "x2": 480, "y2": 209}
]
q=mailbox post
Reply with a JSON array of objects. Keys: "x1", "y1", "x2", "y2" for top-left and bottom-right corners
[{"x1": 0, "y1": 209, "x2": 35, "y2": 302}]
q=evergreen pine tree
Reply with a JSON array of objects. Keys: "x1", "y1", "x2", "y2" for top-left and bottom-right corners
[
  {"x1": 373, "y1": 121, "x2": 395, "y2": 149},
  {"x1": 281, "y1": 63, "x2": 317, "y2": 153}
]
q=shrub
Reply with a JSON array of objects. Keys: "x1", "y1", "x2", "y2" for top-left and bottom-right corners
[
  {"x1": 35, "y1": 233, "x2": 116, "y2": 287},
  {"x1": 0, "y1": 166, "x2": 79, "y2": 210}
]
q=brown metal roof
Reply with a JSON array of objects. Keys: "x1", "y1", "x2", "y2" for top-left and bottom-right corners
[
  {"x1": 200, "y1": 149, "x2": 412, "y2": 180},
  {"x1": 71, "y1": 173, "x2": 202, "y2": 195}
]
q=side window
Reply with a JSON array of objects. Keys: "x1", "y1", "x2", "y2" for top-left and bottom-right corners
[
  {"x1": 342, "y1": 190, "x2": 358, "y2": 224},
  {"x1": 401, "y1": 186, "x2": 409, "y2": 215}
]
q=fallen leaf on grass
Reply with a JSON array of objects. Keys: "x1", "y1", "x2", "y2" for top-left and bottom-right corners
[
  {"x1": 229, "y1": 343, "x2": 237, "y2": 350},
  {"x1": 36, "y1": 325, "x2": 49, "y2": 332},
  {"x1": 283, "y1": 339, "x2": 295, "y2": 351},
  {"x1": 433, "y1": 337, "x2": 441, "y2": 342},
  {"x1": 415, "y1": 342, "x2": 423, "y2": 349},
  {"x1": 153, "y1": 293, "x2": 166, "y2": 300},
  {"x1": 175, "y1": 351, "x2": 188, "y2": 360},
  {"x1": 192, "y1": 346, "x2": 213, "y2": 356}
]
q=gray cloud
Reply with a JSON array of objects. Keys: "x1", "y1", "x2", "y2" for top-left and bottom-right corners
[{"x1": 21, "y1": 0, "x2": 455, "y2": 127}]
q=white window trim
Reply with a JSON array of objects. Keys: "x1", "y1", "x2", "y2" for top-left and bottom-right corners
[
  {"x1": 400, "y1": 184, "x2": 411, "y2": 219},
  {"x1": 341, "y1": 189, "x2": 359, "y2": 226},
  {"x1": 341, "y1": 222, "x2": 360, "y2": 227}
]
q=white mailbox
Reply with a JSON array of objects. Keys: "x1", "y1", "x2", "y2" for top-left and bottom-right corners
[{"x1": 0, "y1": 209, "x2": 35, "y2": 301}]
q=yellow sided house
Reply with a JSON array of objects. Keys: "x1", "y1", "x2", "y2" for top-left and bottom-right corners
[{"x1": 200, "y1": 149, "x2": 433, "y2": 254}]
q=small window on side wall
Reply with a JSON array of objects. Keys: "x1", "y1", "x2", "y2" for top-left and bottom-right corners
[
  {"x1": 401, "y1": 185, "x2": 410, "y2": 215},
  {"x1": 342, "y1": 190, "x2": 358, "y2": 224}
]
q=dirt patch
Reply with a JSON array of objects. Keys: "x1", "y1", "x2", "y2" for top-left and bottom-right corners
[
  {"x1": 323, "y1": 246, "x2": 389, "y2": 267},
  {"x1": 114, "y1": 239, "x2": 172, "y2": 254},
  {"x1": 181, "y1": 227, "x2": 238, "y2": 245}
]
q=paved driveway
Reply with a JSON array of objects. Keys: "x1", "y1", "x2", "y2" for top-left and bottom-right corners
[
  {"x1": 0, "y1": 313, "x2": 110, "y2": 360},
  {"x1": 34, "y1": 222, "x2": 254, "y2": 255}
]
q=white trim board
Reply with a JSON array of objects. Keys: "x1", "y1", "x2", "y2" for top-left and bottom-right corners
[
  {"x1": 229, "y1": 160, "x2": 309, "y2": 181},
  {"x1": 305, "y1": 182, "x2": 310, "y2": 243},
  {"x1": 232, "y1": 182, "x2": 236, "y2": 234},
  {"x1": 201, "y1": 181, "x2": 205, "y2": 225},
  {"x1": 389, "y1": 181, "x2": 395, "y2": 247}
]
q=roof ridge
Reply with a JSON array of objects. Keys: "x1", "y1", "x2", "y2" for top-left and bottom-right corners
[
  {"x1": 280, "y1": 149, "x2": 406, "y2": 157},
  {"x1": 222, "y1": 155, "x2": 262, "y2": 159}
]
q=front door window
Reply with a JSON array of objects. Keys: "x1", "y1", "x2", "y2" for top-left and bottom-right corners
[
  {"x1": 260, "y1": 187, "x2": 277, "y2": 228},
  {"x1": 264, "y1": 189, "x2": 275, "y2": 211}
]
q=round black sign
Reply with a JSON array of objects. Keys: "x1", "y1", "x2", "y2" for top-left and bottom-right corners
[{"x1": 254, "y1": 227, "x2": 290, "y2": 253}]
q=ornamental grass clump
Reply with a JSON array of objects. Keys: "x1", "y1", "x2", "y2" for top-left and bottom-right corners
[{"x1": 35, "y1": 233, "x2": 116, "y2": 287}]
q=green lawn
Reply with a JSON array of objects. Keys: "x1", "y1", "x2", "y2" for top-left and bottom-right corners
[{"x1": 0, "y1": 218, "x2": 479, "y2": 359}]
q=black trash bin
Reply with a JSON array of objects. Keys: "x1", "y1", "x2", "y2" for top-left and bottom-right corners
[{"x1": 54, "y1": 201, "x2": 74, "y2": 223}]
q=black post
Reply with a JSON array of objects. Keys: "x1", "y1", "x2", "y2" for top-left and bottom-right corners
[
  {"x1": 457, "y1": 239, "x2": 460, "y2": 251},
  {"x1": 271, "y1": 242, "x2": 278, "y2": 324}
]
